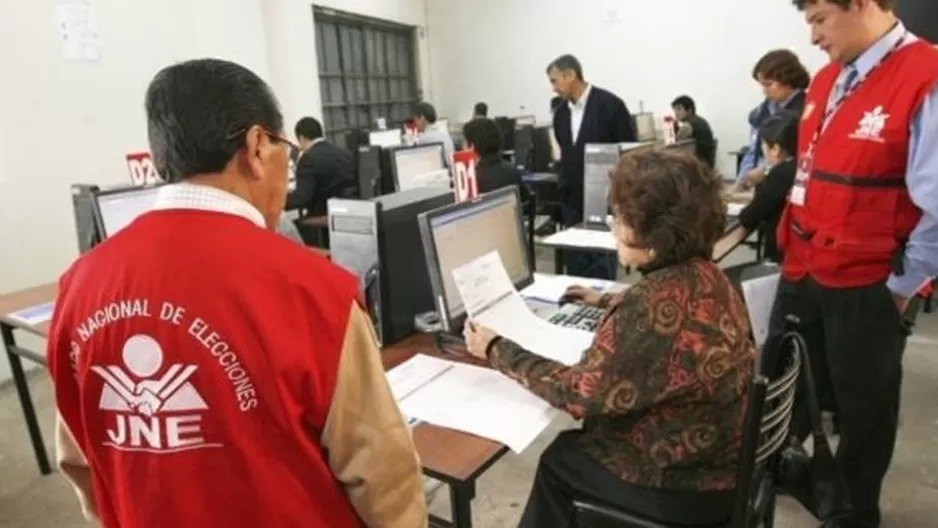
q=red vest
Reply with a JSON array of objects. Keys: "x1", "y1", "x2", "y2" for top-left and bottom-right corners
[
  {"x1": 47, "y1": 210, "x2": 363, "y2": 528},
  {"x1": 778, "y1": 40, "x2": 938, "y2": 287}
]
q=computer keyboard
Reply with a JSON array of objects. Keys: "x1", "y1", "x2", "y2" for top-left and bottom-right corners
[{"x1": 548, "y1": 303, "x2": 604, "y2": 332}]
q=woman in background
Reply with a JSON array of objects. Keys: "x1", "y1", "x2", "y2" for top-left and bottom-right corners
[
  {"x1": 735, "y1": 49, "x2": 809, "y2": 187},
  {"x1": 464, "y1": 150, "x2": 755, "y2": 527}
]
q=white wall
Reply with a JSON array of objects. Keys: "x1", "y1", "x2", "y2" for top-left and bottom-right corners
[
  {"x1": 0, "y1": 0, "x2": 429, "y2": 383},
  {"x1": 425, "y1": 0, "x2": 827, "y2": 176}
]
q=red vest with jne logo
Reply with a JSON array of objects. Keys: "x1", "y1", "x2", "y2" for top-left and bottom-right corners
[{"x1": 777, "y1": 40, "x2": 938, "y2": 287}]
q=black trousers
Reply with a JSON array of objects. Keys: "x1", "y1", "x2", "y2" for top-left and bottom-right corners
[
  {"x1": 765, "y1": 277, "x2": 906, "y2": 527},
  {"x1": 559, "y1": 192, "x2": 616, "y2": 280},
  {"x1": 519, "y1": 431, "x2": 735, "y2": 528}
]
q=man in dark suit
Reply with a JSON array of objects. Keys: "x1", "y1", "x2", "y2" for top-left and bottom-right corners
[
  {"x1": 285, "y1": 117, "x2": 357, "y2": 217},
  {"x1": 548, "y1": 54, "x2": 636, "y2": 279}
]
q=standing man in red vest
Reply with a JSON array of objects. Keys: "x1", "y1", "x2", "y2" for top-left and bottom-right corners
[
  {"x1": 48, "y1": 59, "x2": 427, "y2": 527},
  {"x1": 772, "y1": 1, "x2": 938, "y2": 527}
]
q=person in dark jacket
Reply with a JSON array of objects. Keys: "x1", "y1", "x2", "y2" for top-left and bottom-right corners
[
  {"x1": 735, "y1": 50, "x2": 809, "y2": 186},
  {"x1": 671, "y1": 95, "x2": 717, "y2": 168},
  {"x1": 548, "y1": 54, "x2": 636, "y2": 279},
  {"x1": 285, "y1": 117, "x2": 357, "y2": 217},
  {"x1": 462, "y1": 118, "x2": 532, "y2": 203},
  {"x1": 735, "y1": 111, "x2": 799, "y2": 263}
]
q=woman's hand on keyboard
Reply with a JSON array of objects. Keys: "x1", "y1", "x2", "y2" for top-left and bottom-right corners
[{"x1": 560, "y1": 285, "x2": 602, "y2": 307}]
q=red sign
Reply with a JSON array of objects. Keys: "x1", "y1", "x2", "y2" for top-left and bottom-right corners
[
  {"x1": 126, "y1": 152, "x2": 162, "y2": 186},
  {"x1": 452, "y1": 150, "x2": 478, "y2": 203}
]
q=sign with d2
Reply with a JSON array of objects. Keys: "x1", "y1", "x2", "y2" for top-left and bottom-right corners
[
  {"x1": 452, "y1": 150, "x2": 478, "y2": 203},
  {"x1": 126, "y1": 152, "x2": 162, "y2": 186}
]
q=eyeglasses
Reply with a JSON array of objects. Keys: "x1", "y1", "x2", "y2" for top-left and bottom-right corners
[{"x1": 226, "y1": 126, "x2": 300, "y2": 154}]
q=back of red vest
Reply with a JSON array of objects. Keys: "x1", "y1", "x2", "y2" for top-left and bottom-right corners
[
  {"x1": 48, "y1": 210, "x2": 362, "y2": 528},
  {"x1": 779, "y1": 40, "x2": 938, "y2": 286}
]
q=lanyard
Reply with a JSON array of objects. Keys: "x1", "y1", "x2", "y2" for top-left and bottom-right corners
[{"x1": 806, "y1": 31, "x2": 909, "y2": 155}]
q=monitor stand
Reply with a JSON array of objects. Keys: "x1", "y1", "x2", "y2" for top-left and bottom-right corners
[{"x1": 434, "y1": 330, "x2": 466, "y2": 356}]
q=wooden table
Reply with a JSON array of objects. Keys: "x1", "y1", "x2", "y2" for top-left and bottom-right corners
[{"x1": 1, "y1": 286, "x2": 505, "y2": 527}]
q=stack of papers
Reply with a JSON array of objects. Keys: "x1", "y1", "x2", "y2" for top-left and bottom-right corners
[
  {"x1": 387, "y1": 354, "x2": 556, "y2": 452},
  {"x1": 741, "y1": 272, "x2": 781, "y2": 350},
  {"x1": 540, "y1": 228, "x2": 616, "y2": 251},
  {"x1": 452, "y1": 252, "x2": 594, "y2": 366}
]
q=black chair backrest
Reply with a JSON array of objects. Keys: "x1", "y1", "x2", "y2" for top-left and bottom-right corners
[{"x1": 731, "y1": 328, "x2": 803, "y2": 527}]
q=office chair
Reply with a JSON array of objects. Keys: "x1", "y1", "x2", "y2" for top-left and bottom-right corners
[{"x1": 573, "y1": 325, "x2": 804, "y2": 528}]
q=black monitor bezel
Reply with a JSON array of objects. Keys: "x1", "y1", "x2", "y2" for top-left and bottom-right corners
[{"x1": 417, "y1": 185, "x2": 534, "y2": 333}]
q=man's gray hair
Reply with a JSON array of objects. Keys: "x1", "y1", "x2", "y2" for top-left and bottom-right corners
[{"x1": 546, "y1": 54, "x2": 583, "y2": 80}]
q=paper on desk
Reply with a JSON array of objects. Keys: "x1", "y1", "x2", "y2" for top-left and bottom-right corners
[
  {"x1": 7, "y1": 302, "x2": 55, "y2": 326},
  {"x1": 541, "y1": 228, "x2": 616, "y2": 251},
  {"x1": 741, "y1": 273, "x2": 780, "y2": 350},
  {"x1": 452, "y1": 252, "x2": 594, "y2": 365},
  {"x1": 394, "y1": 356, "x2": 556, "y2": 452},
  {"x1": 401, "y1": 170, "x2": 451, "y2": 191}
]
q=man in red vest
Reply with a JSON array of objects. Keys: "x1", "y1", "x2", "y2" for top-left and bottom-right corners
[
  {"x1": 47, "y1": 59, "x2": 427, "y2": 527},
  {"x1": 771, "y1": 1, "x2": 938, "y2": 527}
]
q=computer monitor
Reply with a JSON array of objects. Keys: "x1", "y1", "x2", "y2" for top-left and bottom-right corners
[
  {"x1": 418, "y1": 186, "x2": 533, "y2": 332},
  {"x1": 92, "y1": 185, "x2": 162, "y2": 239},
  {"x1": 369, "y1": 129, "x2": 402, "y2": 148},
  {"x1": 633, "y1": 113, "x2": 657, "y2": 142},
  {"x1": 329, "y1": 187, "x2": 455, "y2": 345},
  {"x1": 390, "y1": 143, "x2": 447, "y2": 191}
]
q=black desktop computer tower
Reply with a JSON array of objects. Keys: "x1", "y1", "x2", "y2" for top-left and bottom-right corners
[
  {"x1": 513, "y1": 125, "x2": 534, "y2": 171},
  {"x1": 327, "y1": 187, "x2": 455, "y2": 346},
  {"x1": 71, "y1": 183, "x2": 101, "y2": 254},
  {"x1": 356, "y1": 145, "x2": 381, "y2": 199},
  {"x1": 495, "y1": 117, "x2": 516, "y2": 150},
  {"x1": 530, "y1": 125, "x2": 553, "y2": 172}
]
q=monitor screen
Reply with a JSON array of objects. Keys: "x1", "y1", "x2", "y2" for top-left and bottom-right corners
[
  {"x1": 369, "y1": 129, "x2": 402, "y2": 148},
  {"x1": 95, "y1": 186, "x2": 161, "y2": 238},
  {"x1": 393, "y1": 145, "x2": 446, "y2": 191},
  {"x1": 420, "y1": 187, "x2": 531, "y2": 329}
]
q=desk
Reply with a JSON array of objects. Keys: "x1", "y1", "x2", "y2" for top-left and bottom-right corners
[
  {"x1": 2, "y1": 287, "x2": 503, "y2": 527},
  {"x1": 0, "y1": 282, "x2": 56, "y2": 475}
]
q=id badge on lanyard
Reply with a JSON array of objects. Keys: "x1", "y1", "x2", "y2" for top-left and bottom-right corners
[{"x1": 790, "y1": 148, "x2": 812, "y2": 206}]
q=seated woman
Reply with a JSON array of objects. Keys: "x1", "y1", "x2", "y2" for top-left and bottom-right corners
[
  {"x1": 462, "y1": 117, "x2": 532, "y2": 202},
  {"x1": 463, "y1": 150, "x2": 755, "y2": 527},
  {"x1": 722, "y1": 111, "x2": 799, "y2": 263}
]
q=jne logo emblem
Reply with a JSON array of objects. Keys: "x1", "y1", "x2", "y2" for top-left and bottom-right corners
[
  {"x1": 91, "y1": 334, "x2": 221, "y2": 453},
  {"x1": 849, "y1": 105, "x2": 890, "y2": 143}
]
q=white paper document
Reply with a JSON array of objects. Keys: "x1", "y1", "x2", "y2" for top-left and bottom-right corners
[
  {"x1": 389, "y1": 354, "x2": 556, "y2": 452},
  {"x1": 742, "y1": 273, "x2": 780, "y2": 349},
  {"x1": 452, "y1": 252, "x2": 594, "y2": 366},
  {"x1": 7, "y1": 302, "x2": 55, "y2": 326},
  {"x1": 56, "y1": 0, "x2": 101, "y2": 61},
  {"x1": 541, "y1": 228, "x2": 616, "y2": 251}
]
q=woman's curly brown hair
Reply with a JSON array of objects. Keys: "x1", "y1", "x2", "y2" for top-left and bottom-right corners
[
  {"x1": 609, "y1": 150, "x2": 725, "y2": 267},
  {"x1": 752, "y1": 49, "x2": 811, "y2": 90}
]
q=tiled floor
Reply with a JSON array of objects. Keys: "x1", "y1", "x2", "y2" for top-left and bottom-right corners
[{"x1": 2, "y1": 247, "x2": 936, "y2": 527}]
